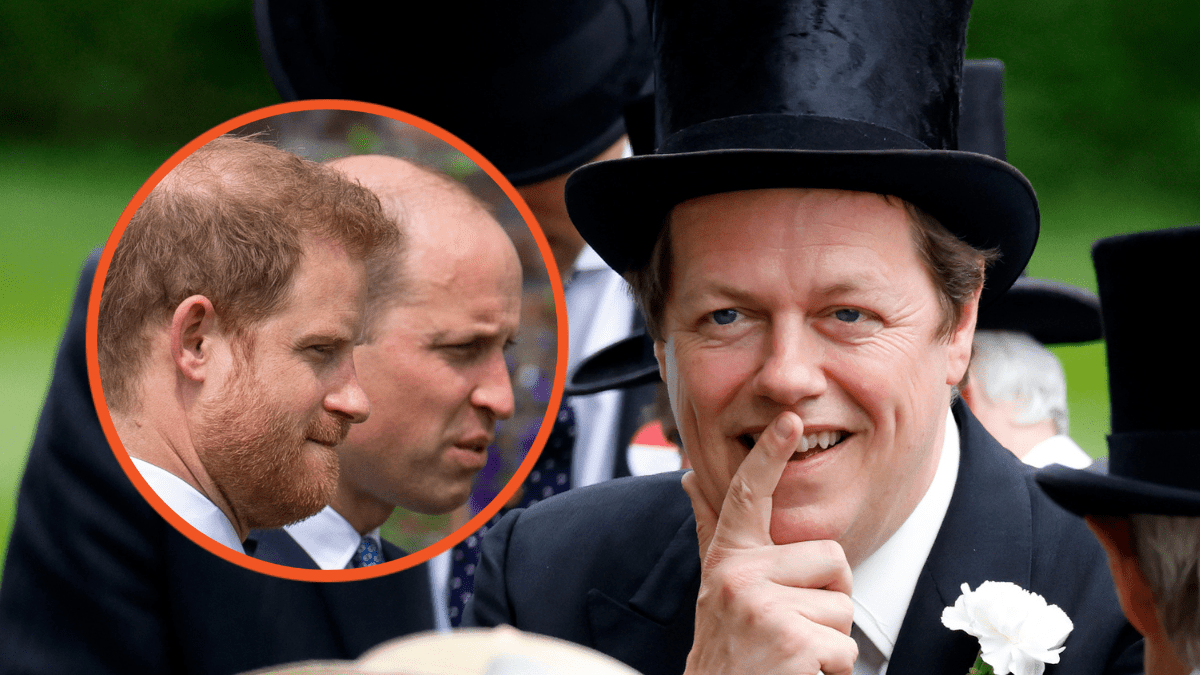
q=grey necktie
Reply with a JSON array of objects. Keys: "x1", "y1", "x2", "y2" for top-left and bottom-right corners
[{"x1": 851, "y1": 623, "x2": 887, "y2": 675}]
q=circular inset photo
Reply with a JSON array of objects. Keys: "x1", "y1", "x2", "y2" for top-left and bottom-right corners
[{"x1": 87, "y1": 100, "x2": 567, "y2": 580}]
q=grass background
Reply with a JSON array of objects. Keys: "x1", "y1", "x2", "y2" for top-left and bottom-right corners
[{"x1": 2, "y1": 0, "x2": 1199, "y2": 568}]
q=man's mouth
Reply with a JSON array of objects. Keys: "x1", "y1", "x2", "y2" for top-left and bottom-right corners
[{"x1": 738, "y1": 429, "x2": 850, "y2": 460}]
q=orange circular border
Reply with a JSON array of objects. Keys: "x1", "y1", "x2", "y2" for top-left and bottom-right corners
[{"x1": 85, "y1": 99, "x2": 569, "y2": 581}]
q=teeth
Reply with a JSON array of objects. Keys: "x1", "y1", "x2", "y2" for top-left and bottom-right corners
[{"x1": 798, "y1": 431, "x2": 845, "y2": 452}]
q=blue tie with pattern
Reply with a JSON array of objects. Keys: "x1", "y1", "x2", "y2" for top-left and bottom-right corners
[
  {"x1": 351, "y1": 536, "x2": 384, "y2": 568},
  {"x1": 446, "y1": 402, "x2": 576, "y2": 625}
]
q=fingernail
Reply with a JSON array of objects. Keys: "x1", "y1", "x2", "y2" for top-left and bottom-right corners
[{"x1": 774, "y1": 414, "x2": 794, "y2": 438}]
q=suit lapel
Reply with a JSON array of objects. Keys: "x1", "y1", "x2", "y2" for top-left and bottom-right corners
[
  {"x1": 246, "y1": 528, "x2": 321, "y2": 569},
  {"x1": 588, "y1": 510, "x2": 701, "y2": 675},
  {"x1": 887, "y1": 401, "x2": 1034, "y2": 675}
]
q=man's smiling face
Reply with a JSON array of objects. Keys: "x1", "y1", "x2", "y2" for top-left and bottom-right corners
[{"x1": 657, "y1": 188, "x2": 977, "y2": 566}]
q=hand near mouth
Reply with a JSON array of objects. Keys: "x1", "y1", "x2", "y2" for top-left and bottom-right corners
[{"x1": 681, "y1": 411, "x2": 857, "y2": 675}]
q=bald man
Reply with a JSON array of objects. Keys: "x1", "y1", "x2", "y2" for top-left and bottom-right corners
[{"x1": 247, "y1": 155, "x2": 522, "y2": 570}]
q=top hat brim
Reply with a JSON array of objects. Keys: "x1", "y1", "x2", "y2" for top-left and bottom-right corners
[
  {"x1": 1036, "y1": 464, "x2": 1200, "y2": 517},
  {"x1": 566, "y1": 147, "x2": 1038, "y2": 308},
  {"x1": 977, "y1": 277, "x2": 1102, "y2": 344},
  {"x1": 565, "y1": 333, "x2": 660, "y2": 396}
]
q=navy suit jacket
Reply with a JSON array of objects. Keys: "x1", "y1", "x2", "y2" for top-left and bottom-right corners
[
  {"x1": 0, "y1": 252, "x2": 434, "y2": 675},
  {"x1": 464, "y1": 401, "x2": 1144, "y2": 675}
]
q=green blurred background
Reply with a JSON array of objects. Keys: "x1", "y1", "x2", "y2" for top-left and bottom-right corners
[{"x1": 1, "y1": 0, "x2": 1198, "y2": 564}]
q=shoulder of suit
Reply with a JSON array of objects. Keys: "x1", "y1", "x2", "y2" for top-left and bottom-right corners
[{"x1": 505, "y1": 472, "x2": 694, "y2": 554}]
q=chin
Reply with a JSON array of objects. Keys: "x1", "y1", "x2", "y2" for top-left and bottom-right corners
[{"x1": 767, "y1": 506, "x2": 848, "y2": 547}]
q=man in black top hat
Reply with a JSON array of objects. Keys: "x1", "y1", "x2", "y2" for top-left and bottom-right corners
[
  {"x1": 464, "y1": 2, "x2": 1140, "y2": 675},
  {"x1": 952, "y1": 59, "x2": 1101, "y2": 468},
  {"x1": 1038, "y1": 226, "x2": 1200, "y2": 675}
]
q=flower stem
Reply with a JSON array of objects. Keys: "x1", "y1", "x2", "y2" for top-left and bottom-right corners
[{"x1": 968, "y1": 651, "x2": 994, "y2": 675}]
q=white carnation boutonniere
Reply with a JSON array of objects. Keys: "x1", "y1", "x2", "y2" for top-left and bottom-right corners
[{"x1": 941, "y1": 581, "x2": 1075, "y2": 675}]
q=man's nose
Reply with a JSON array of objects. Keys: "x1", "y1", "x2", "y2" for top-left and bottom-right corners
[
  {"x1": 751, "y1": 318, "x2": 827, "y2": 406},
  {"x1": 325, "y1": 358, "x2": 371, "y2": 424},
  {"x1": 471, "y1": 353, "x2": 517, "y2": 421}
]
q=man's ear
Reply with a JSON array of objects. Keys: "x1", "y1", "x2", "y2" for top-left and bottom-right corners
[
  {"x1": 1086, "y1": 515, "x2": 1165, "y2": 640},
  {"x1": 170, "y1": 295, "x2": 219, "y2": 382},
  {"x1": 654, "y1": 339, "x2": 669, "y2": 385},
  {"x1": 946, "y1": 286, "x2": 981, "y2": 387}
]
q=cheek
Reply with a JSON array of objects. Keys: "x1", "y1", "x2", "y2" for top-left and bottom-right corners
[{"x1": 669, "y1": 342, "x2": 757, "y2": 509}]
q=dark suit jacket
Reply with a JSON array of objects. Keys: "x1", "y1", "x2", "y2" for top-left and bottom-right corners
[
  {"x1": 246, "y1": 528, "x2": 410, "y2": 569},
  {"x1": 464, "y1": 401, "x2": 1145, "y2": 675},
  {"x1": 0, "y1": 252, "x2": 434, "y2": 675}
]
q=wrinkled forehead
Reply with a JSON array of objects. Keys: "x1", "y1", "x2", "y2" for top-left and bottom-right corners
[{"x1": 666, "y1": 188, "x2": 921, "y2": 287}]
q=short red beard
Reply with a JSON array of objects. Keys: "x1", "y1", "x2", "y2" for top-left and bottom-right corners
[{"x1": 193, "y1": 366, "x2": 347, "y2": 531}]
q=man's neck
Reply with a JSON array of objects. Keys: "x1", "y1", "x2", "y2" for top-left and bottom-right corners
[
  {"x1": 328, "y1": 485, "x2": 395, "y2": 535},
  {"x1": 113, "y1": 409, "x2": 249, "y2": 541}
]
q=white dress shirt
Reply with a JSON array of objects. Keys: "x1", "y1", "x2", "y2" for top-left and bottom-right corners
[
  {"x1": 1021, "y1": 434, "x2": 1093, "y2": 469},
  {"x1": 131, "y1": 457, "x2": 243, "y2": 552},
  {"x1": 850, "y1": 408, "x2": 961, "y2": 675},
  {"x1": 565, "y1": 246, "x2": 638, "y2": 488},
  {"x1": 283, "y1": 505, "x2": 382, "y2": 570}
]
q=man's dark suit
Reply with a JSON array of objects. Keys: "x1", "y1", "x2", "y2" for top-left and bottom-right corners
[
  {"x1": 464, "y1": 401, "x2": 1144, "y2": 675},
  {"x1": 0, "y1": 252, "x2": 434, "y2": 675},
  {"x1": 247, "y1": 528, "x2": 410, "y2": 569}
]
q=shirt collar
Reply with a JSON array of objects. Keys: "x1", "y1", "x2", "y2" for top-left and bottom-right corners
[
  {"x1": 571, "y1": 245, "x2": 609, "y2": 275},
  {"x1": 284, "y1": 505, "x2": 382, "y2": 570},
  {"x1": 851, "y1": 407, "x2": 960, "y2": 662},
  {"x1": 131, "y1": 457, "x2": 243, "y2": 552},
  {"x1": 1021, "y1": 434, "x2": 1093, "y2": 470}
]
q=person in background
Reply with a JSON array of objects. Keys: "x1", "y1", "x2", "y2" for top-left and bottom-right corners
[
  {"x1": 254, "y1": 0, "x2": 656, "y2": 626},
  {"x1": 1039, "y1": 225, "x2": 1200, "y2": 675},
  {"x1": 952, "y1": 60, "x2": 1101, "y2": 469}
]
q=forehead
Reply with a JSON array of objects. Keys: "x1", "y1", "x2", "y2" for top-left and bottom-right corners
[
  {"x1": 393, "y1": 209, "x2": 522, "y2": 326},
  {"x1": 667, "y1": 188, "x2": 923, "y2": 295},
  {"x1": 259, "y1": 238, "x2": 368, "y2": 339}
]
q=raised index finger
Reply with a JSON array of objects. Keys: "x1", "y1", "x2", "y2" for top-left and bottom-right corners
[{"x1": 709, "y1": 410, "x2": 803, "y2": 553}]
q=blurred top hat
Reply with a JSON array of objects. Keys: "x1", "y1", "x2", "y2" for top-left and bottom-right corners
[
  {"x1": 565, "y1": 331, "x2": 658, "y2": 396},
  {"x1": 961, "y1": 59, "x2": 1102, "y2": 344},
  {"x1": 565, "y1": 0, "x2": 1039, "y2": 307},
  {"x1": 254, "y1": 0, "x2": 653, "y2": 185},
  {"x1": 1037, "y1": 225, "x2": 1200, "y2": 516}
]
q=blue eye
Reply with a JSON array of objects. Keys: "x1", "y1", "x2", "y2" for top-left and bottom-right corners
[
  {"x1": 834, "y1": 309, "x2": 862, "y2": 323},
  {"x1": 711, "y1": 309, "x2": 739, "y2": 325}
]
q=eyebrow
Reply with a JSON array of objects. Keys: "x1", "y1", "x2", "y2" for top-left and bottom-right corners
[
  {"x1": 680, "y1": 276, "x2": 888, "y2": 307},
  {"x1": 297, "y1": 327, "x2": 355, "y2": 346}
]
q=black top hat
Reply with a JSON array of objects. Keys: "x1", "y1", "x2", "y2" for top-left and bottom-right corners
[
  {"x1": 565, "y1": 0, "x2": 1039, "y2": 307},
  {"x1": 959, "y1": 60, "x2": 1102, "y2": 343},
  {"x1": 1037, "y1": 225, "x2": 1200, "y2": 516},
  {"x1": 254, "y1": 0, "x2": 653, "y2": 185},
  {"x1": 976, "y1": 276, "x2": 1102, "y2": 344}
]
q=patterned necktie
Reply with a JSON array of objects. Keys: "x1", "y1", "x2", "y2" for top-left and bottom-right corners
[
  {"x1": 446, "y1": 402, "x2": 577, "y2": 625},
  {"x1": 350, "y1": 536, "x2": 384, "y2": 568},
  {"x1": 518, "y1": 404, "x2": 575, "y2": 507}
]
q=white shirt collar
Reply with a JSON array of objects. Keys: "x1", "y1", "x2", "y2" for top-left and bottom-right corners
[
  {"x1": 284, "y1": 505, "x2": 382, "y2": 570},
  {"x1": 1021, "y1": 434, "x2": 1093, "y2": 469},
  {"x1": 571, "y1": 245, "x2": 610, "y2": 275},
  {"x1": 851, "y1": 407, "x2": 961, "y2": 664},
  {"x1": 131, "y1": 457, "x2": 243, "y2": 552}
]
